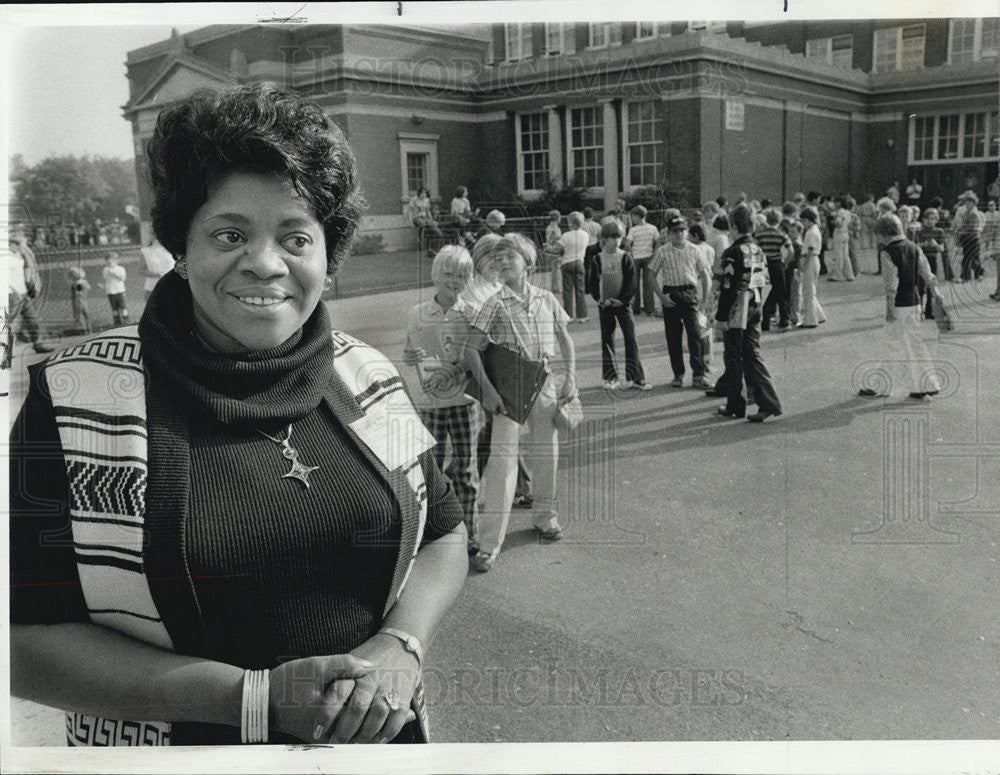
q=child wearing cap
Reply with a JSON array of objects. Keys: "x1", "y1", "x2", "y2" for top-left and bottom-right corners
[{"x1": 648, "y1": 214, "x2": 713, "y2": 390}]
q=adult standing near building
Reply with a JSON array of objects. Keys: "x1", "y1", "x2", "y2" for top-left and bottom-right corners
[
  {"x1": 11, "y1": 83, "x2": 466, "y2": 747},
  {"x1": 714, "y1": 205, "x2": 782, "y2": 422},
  {"x1": 555, "y1": 211, "x2": 590, "y2": 322},
  {"x1": 581, "y1": 207, "x2": 601, "y2": 247},
  {"x1": 797, "y1": 208, "x2": 826, "y2": 328},
  {"x1": 408, "y1": 186, "x2": 444, "y2": 253},
  {"x1": 955, "y1": 190, "x2": 985, "y2": 282},
  {"x1": 859, "y1": 214, "x2": 943, "y2": 400},
  {"x1": 827, "y1": 196, "x2": 855, "y2": 282},
  {"x1": 905, "y1": 178, "x2": 923, "y2": 207},
  {"x1": 7, "y1": 227, "x2": 53, "y2": 354},
  {"x1": 648, "y1": 214, "x2": 712, "y2": 390},
  {"x1": 140, "y1": 237, "x2": 175, "y2": 301}
]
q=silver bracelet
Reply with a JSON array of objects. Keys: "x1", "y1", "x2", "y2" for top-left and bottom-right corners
[{"x1": 241, "y1": 669, "x2": 270, "y2": 744}]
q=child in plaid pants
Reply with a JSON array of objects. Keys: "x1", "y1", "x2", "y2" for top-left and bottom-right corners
[{"x1": 404, "y1": 245, "x2": 481, "y2": 550}]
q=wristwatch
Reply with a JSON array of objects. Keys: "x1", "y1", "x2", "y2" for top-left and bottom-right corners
[{"x1": 378, "y1": 627, "x2": 424, "y2": 669}]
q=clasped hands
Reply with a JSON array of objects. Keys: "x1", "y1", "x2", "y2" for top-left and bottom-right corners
[{"x1": 268, "y1": 634, "x2": 420, "y2": 744}]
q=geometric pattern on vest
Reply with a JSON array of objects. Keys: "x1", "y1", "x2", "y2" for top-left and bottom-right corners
[
  {"x1": 46, "y1": 326, "x2": 173, "y2": 746},
  {"x1": 45, "y1": 326, "x2": 431, "y2": 744}
]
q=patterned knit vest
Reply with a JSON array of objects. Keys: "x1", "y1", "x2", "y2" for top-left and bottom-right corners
[{"x1": 44, "y1": 326, "x2": 430, "y2": 746}]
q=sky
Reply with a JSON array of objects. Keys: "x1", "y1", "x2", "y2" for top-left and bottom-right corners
[
  {"x1": 8, "y1": 25, "x2": 201, "y2": 164},
  {"x1": 2, "y1": 0, "x2": 990, "y2": 166}
]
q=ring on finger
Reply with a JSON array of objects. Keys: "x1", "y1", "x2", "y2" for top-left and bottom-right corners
[{"x1": 381, "y1": 689, "x2": 400, "y2": 713}]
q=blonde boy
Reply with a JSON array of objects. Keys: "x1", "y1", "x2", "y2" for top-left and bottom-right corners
[{"x1": 404, "y1": 245, "x2": 481, "y2": 546}]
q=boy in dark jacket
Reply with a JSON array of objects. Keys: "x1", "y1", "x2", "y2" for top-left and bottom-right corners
[{"x1": 586, "y1": 218, "x2": 651, "y2": 390}]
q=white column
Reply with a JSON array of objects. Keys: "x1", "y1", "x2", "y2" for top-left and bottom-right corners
[
  {"x1": 546, "y1": 105, "x2": 563, "y2": 187},
  {"x1": 601, "y1": 99, "x2": 619, "y2": 211}
]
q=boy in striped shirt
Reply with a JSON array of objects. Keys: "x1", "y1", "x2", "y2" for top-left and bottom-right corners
[{"x1": 624, "y1": 205, "x2": 660, "y2": 316}]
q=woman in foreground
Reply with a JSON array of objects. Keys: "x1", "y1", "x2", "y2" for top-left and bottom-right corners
[{"x1": 10, "y1": 84, "x2": 467, "y2": 746}]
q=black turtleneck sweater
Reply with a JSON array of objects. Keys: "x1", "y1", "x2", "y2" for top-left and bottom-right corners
[{"x1": 10, "y1": 273, "x2": 463, "y2": 744}]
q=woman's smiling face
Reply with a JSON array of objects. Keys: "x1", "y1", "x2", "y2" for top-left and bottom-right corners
[{"x1": 184, "y1": 172, "x2": 328, "y2": 354}]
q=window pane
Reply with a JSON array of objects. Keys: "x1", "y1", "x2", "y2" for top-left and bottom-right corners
[
  {"x1": 913, "y1": 116, "x2": 934, "y2": 162},
  {"x1": 874, "y1": 27, "x2": 897, "y2": 72},
  {"x1": 805, "y1": 38, "x2": 828, "y2": 59},
  {"x1": 831, "y1": 35, "x2": 853, "y2": 67},
  {"x1": 983, "y1": 18, "x2": 1000, "y2": 57},
  {"x1": 406, "y1": 153, "x2": 427, "y2": 195},
  {"x1": 900, "y1": 24, "x2": 925, "y2": 70},
  {"x1": 950, "y1": 19, "x2": 976, "y2": 63},
  {"x1": 938, "y1": 114, "x2": 960, "y2": 159},
  {"x1": 964, "y1": 112, "x2": 986, "y2": 158},
  {"x1": 520, "y1": 112, "x2": 548, "y2": 190}
]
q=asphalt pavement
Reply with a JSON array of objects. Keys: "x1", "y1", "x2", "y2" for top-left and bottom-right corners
[{"x1": 7, "y1": 267, "x2": 1000, "y2": 745}]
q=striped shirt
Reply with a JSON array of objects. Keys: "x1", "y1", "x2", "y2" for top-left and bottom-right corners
[
  {"x1": 648, "y1": 241, "x2": 711, "y2": 289},
  {"x1": 754, "y1": 227, "x2": 789, "y2": 262},
  {"x1": 469, "y1": 282, "x2": 570, "y2": 361},
  {"x1": 627, "y1": 222, "x2": 659, "y2": 260}
]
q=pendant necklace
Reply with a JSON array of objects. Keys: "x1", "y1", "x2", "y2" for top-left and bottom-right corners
[{"x1": 257, "y1": 423, "x2": 319, "y2": 489}]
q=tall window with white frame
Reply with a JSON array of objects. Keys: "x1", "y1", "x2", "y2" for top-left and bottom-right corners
[
  {"x1": 636, "y1": 22, "x2": 658, "y2": 40},
  {"x1": 912, "y1": 116, "x2": 935, "y2": 163},
  {"x1": 505, "y1": 22, "x2": 531, "y2": 61},
  {"x1": 545, "y1": 22, "x2": 563, "y2": 55},
  {"x1": 626, "y1": 101, "x2": 664, "y2": 187},
  {"x1": 873, "y1": 24, "x2": 925, "y2": 72},
  {"x1": 519, "y1": 112, "x2": 549, "y2": 193},
  {"x1": 805, "y1": 35, "x2": 853, "y2": 67},
  {"x1": 963, "y1": 112, "x2": 987, "y2": 159},
  {"x1": 570, "y1": 106, "x2": 604, "y2": 188},
  {"x1": 949, "y1": 17, "x2": 1000, "y2": 63},
  {"x1": 588, "y1": 22, "x2": 621, "y2": 49},
  {"x1": 937, "y1": 114, "x2": 960, "y2": 161},
  {"x1": 406, "y1": 153, "x2": 428, "y2": 197}
]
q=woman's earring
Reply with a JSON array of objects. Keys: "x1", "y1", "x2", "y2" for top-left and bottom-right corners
[
  {"x1": 323, "y1": 275, "x2": 333, "y2": 292},
  {"x1": 174, "y1": 258, "x2": 188, "y2": 279}
]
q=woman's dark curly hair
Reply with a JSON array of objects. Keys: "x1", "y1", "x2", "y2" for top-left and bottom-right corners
[{"x1": 147, "y1": 83, "x2": 364, "y2": 273}]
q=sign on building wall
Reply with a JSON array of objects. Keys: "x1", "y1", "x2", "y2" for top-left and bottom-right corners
[{"x1": 725, "y1": 100, "x2": 745, "y2": 131}]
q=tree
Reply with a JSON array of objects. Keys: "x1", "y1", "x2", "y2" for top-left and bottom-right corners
[{"x1": 9, "y1": 155, "x2": 138, "y2": 228}]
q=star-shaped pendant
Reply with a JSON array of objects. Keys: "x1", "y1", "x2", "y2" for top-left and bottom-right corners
[{"x1": 283, "y1": 458, "x2": 320, "y2": 488}]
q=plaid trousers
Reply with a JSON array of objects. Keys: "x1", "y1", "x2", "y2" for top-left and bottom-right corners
[{"x1": 420, "y1": 403, "x2": 480, "y2": 533}]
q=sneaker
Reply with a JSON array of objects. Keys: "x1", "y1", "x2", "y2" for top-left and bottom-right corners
[
  {"x1": 513, "y1": 495, "x2": 533, "y2": 509},
  {"x1": 470, "y1": 551, "x2": 495, "y2": 573},
  {"x1": 748, "y1": 409, "x2": 782, "y2": 423},
  {"x1": 32, "y1": 343, "x2": 55, "y2": 353},
  {"x1": 691, "y1": 376, "x2": 712, "y2": 390},
  {"x1": 534, "y1": 524, "x2": 563, "y2": 541},
  {"x1": 633, "y1": 381, "x2": 653, "y2": 391},
  {"x1": 576, "y1": 317, "x2": 589, "y2": 323},
  {"x1": 602, "y1": 379, "x2": 621, "y2": 390},
  {"x1": 669, "y1": 377, "x2": 684, "y2": 388},
  {"x1": 776, "y1": 324, "x2": 790, "y2": 332}
]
